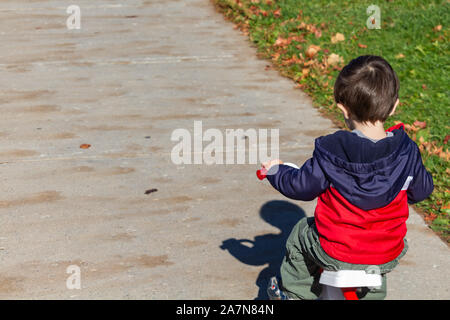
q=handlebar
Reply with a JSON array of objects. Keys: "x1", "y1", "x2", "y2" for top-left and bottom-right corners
[
  {"x1": 256, "y1": 168, "x2": 268, "y2": 180},
  {"x1": 256, "y1": 162, "x2": 299, "y2": 180}
]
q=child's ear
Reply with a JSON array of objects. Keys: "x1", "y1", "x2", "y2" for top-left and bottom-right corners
[
  {"x1": 389, "y1": 99, "x2": 400, "y2": 116},
  {"x1": 337, "y1": 103, "x2": 350, "y2": 119}
]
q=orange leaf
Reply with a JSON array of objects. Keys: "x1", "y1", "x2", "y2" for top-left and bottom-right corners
[
  {"x1": 273, "y1": 8, "x2": 282, "y2": 18},
  {"x1": 297, "y1": 22, "x2": 307, "y2": 30},
  {"x1": 274, "y1": 36, "x2": 291, "y2": 47},
  {"x1": 358, "y1": 43, "x2": 367, "y2": 48},
  {"x1": 404, "y1": 123, "x2": 418, "y2": 132},
  {"x1": 424, "y1": 213, "x2": 437, "y2": 222},
  {"x1": 432, "y1": 146, "x2": 444, "y2": 156},
  {"x1": 287, "y1": 35, "x2": 305, "y2": 43},
  {"x1": 305, "y1": 45, "x2": 321, "y2": 58},
  {"x1": 80, "y1": 144, "x2": 91, "y2": 149},
  {"x1": 413, "y1": 120, "x2": 427, "y2": 129}
]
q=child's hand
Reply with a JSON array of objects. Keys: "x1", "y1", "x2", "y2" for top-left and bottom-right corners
[{"x1": 261, "y1": 159, "x2": 284, "y2": 171}]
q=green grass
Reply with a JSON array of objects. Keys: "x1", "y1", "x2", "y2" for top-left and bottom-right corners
[{"x1": 213, "y1": 0, "x2": 450, "y2": 242}]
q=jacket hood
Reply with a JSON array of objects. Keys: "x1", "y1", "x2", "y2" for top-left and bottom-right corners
[{"x1": 313, "y1": 128, "x2": 416, "y2": 210}]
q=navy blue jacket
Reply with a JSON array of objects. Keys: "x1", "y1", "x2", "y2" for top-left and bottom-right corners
[
  {"x1": 266, "y1": 126, "x2": 434, "y2": 264},
  {"x1": 267, "y1": 127, "x2": 433, "y2": 210}
]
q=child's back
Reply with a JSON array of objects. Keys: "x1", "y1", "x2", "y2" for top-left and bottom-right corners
[
  {"x1": 269, "y1": 124, "x2": 433, "y2": 264},
  {"x1": 262, "y1": 55, "x2": 434, "y2": 299}
]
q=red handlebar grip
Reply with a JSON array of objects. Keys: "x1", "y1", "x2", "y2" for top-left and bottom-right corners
[{"x1": 256, "y1": 168, "x2": 267, "y2": 180}]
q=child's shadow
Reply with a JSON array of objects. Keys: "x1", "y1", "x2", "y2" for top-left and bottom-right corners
[{"x1": 220, "y1": 200, "x2": 305, "y2": 300}]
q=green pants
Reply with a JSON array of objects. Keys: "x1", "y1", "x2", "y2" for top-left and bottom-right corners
[{"x1": 280, "y1": 217, "x2": 408, "y2": 300}]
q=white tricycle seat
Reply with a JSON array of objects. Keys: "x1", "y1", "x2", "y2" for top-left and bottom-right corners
[
  {"x1": 320, "y1": 270, "x2": 382, "y2": 288},
  {"x1": 319, "y1": 270, "x2": 382, "y2": 300}
]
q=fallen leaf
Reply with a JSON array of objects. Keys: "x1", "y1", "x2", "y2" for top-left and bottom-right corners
[
  {"x1": 297, "y1": 22, "x2": 307, "y2": 30},
  {"x1": 327, "y1": 53, "x2": 343, "y2": 66},
  {"x1": 358, "y1": 43, "x2": 368, "y2": 48},
  {"x1": 331, "y1": 32, "x2": 345, "y2": 43},
  {"x1": 404, "y1": 123, "x2": 419, "y2": 132},
  {"x1": 440, "y1": 150, "x2": 450, "y2": 161},
  {"x1": 249, "y1": 5, "x2": 260, "y2": 16},
  {"x1": 271, "y1": 52, "x2": 280, "y2": 61},
  {"x1": 424, "y1": 213, "x2": 437, "y2": 222},
  {"x1": 305, "y1": 44, "x2": 321, "y2": 58},
  {"x1": 287, "y1": 35, "x2": 305, "y2": 43},
  {"x1": 413, "y1": 120, "x2": 427, "y2": 129},
  {"x1": 274, "y1": 36, "x2": 291, "y2": 47},
  {"x1": 282, "y1": 54, "x2": 302, "y2": 66},
  {"x1": 145, "y1": 188, "x2": 158, "y2": 195},
  {"x1": 422, "y1": 84, "x2": 427, "y2": 90},
  {"x1": 444, "y1": 135, "x2": 450, "y2": 144},
  {"x1": 433, "y1": 25, "x2": 442, "y2": 32},
  {"x1": 314, "y1": 29, "x2": 322, "y2": 38},
  {"x1": 273, "y1": 8, "x2": 282, "y2": 18},
  {"x1": 80, "y1": 144, "x2": 91, "y2": 149},
  {"x1": 395, "y1": 53, "x2": 405, "y2": 59},
  {"x1": 432, "y1": 146, "x2": 444, "y2": 156}
]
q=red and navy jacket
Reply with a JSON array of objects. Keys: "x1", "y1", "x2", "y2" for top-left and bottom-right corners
[{"x1": 266, "y1": 124, "x2": 434, "y2": 265}]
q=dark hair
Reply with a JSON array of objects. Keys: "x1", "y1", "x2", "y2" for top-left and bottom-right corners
[{"x1": 334, "y1": 55, "x2": 399, "y2": 123}]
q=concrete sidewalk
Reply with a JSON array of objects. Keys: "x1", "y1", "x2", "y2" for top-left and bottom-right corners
[{"x1": 0, "y1": 0, "x2": 448, "y2": 299}]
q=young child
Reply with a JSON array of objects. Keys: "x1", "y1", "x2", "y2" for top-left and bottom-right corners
[{"x1": 262, "y1": 55, "x2": 434, "y2": 300}]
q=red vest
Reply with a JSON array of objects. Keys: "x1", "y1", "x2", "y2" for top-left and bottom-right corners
[{"x1": 315, "y1": 187, "x2": 409, "y2": 265}]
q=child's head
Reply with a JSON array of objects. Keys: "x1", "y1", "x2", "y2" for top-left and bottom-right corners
[{"x1": 334, "y1": 55, "x2": 399, "y2": 126}]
